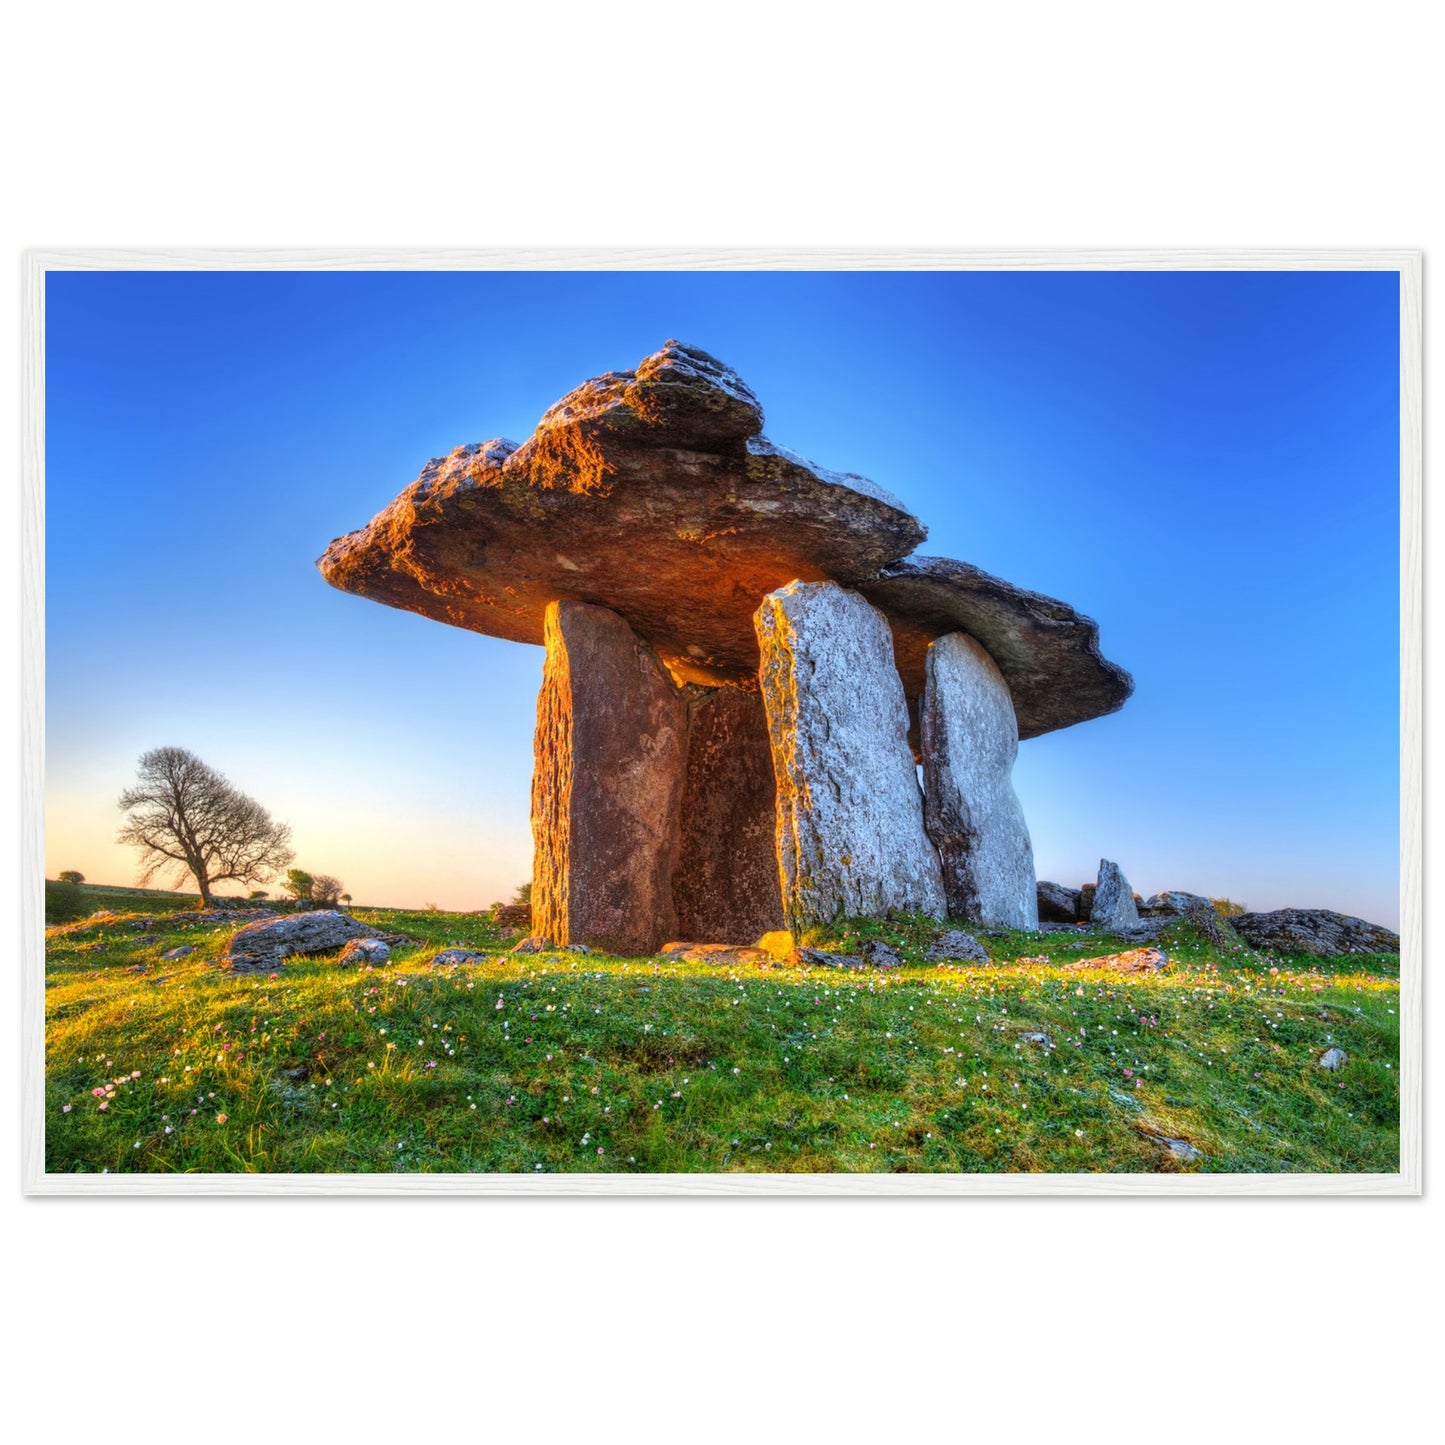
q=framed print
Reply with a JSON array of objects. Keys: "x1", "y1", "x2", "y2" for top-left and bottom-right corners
[{"x1": 22, "y1": 248, "x2": 1421, "y2": 1195}]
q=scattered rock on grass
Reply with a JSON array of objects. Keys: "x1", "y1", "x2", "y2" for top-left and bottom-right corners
[
  {"x1": 511, "y1": 935, "x2": 556, "y2": 954},
  {"x1": 1063, "y1": 946, "x2": 1169, "y2": 975},
  {"x1": 338, "y1": 938, "x2": 391, "y2": 966},
  {"x1": 1140, "y1": 1130, "x2": 1200, "y2": 1163},
  {"x1": 430, "y1": 947, "x2": 488, "y2": 966},
  {"x1": 1318, "y1": 1048, "x2": 1348, "y2": 1071},
  {"x1": 792, "y1": 947, "x2": 868, "y2": 970},
  {"x1": 924, "y1": 930, "x2": 990, "y2": 964},
  {"x1": 1019, "y1": 1030, "x2": 1054, "y2": 1050},
  {"x1": 161, "y1": 945, "x2": 194, "y2": 960},
  {"x1": 221, "y1": 910, "x2": 377, "y2": 972},
  {"x1": 860, "y1": 939, "x2": 903, "y2": 968},
  {"x1": 661, "y1": 941, "x2": 774, "y2": 967}
]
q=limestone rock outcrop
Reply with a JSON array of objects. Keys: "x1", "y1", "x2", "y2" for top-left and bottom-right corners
[
  {"x1": 1090, "y1": 859, "x2": 1140, "y2": 932},
  {"x1": 531, "y1": 600, "x2": 688, "y2": 956},
  {"x1": 921, "y1": 631, "x2": 1038, "y2": 929},
  {"x1": 1141, "y1": 891, "x2": 1214, "y2": 917},
  {"x1": 1229, "y1": 909, "x2": 1400, "y2": 958},
  {"x1": 925, "y1": 929, "x2": 991, "y2": 964},
  {"x1": 337, "y1": 938, "x2": 391, "y2": 966},
  {"x1": 755, "y1": 580, "x2": 945, "y2": 932},
  {"x1": 221, "y1": 910, "x2": 375, "y2": 972},
  {"x1": 1037, "y1": 882, "x2": 1083, "y2": 923}
]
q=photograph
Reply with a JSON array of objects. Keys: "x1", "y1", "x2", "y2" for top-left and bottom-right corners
[{"x1": 29, "y1": 257, "x2": 1415, "y2": 1190}]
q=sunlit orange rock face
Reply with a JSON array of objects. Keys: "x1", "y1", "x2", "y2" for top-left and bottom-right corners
[
  {"x1": 317, "y1": 340, "x2": 924, "y2": 689},
  {"x1": 531, "y1": 601, "x2": 688, "y2": 955}
]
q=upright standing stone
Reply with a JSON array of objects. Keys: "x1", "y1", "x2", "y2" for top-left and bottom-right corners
[
  {"x1": 921, "y1": 632, "x2": 1038, "y2": 929},
  {"x1": 531, "y1": 600, "x2": 687, "y2": 955},
  {"x1": 1091, "y1": 859, "x2": 1140, "y2": 932},
  {"x1": 755, "y1": 580, "x2": 945, "y2": 933},
  {"x1": 673, "y1": 685, "x2": 784, "y2": 942}
]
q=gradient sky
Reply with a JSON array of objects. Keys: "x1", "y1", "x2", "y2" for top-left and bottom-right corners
[{"x1": 44, "y1": 269, "x2": 1401, "y2": 925}]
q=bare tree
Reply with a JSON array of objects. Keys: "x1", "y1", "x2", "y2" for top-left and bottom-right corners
[
  {"x1": 310, "y1": 873, "x2": 343, "y2": 907},
  {"x1": 117, "y1": 747, "x2": 294, "y2": 907}
]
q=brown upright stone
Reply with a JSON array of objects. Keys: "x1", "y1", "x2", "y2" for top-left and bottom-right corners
[
  {"x1": 673, "y1": 686, "x2": 784, "y2": 942},
  {"x1": 531, "y1": 600, "x2": 687, "y2": 955}
]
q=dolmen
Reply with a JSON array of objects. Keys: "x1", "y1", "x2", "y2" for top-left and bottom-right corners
[{"x1": 319, "y1": 341, "x2": 1132, "y2": 954}]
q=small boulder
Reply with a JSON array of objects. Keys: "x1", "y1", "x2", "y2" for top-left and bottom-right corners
[
  {"x1": 1019, "y1": 1030, "x2": 1054, "y2": 1050},
  {"x1": 430, "y1": 947, "x2": 488, "y2": 966},
  {"x1": 859, "y1": 940, "x2": 903, "y2": 968},
  {"x1": 1229, "y1": 909, "x2": 1400, "y2": 958},
  {"x1": 1318, "y1": 1048, "x2": 1348, "y2": 1072},
  {"x1": 793, "y1": 947, "x2": 868, "y2": 970},
  {"x1": 221, "y1": 910, "x2": 376, "y2": 973},
  {"x1": 1063, "y1": 946, "x2": 1168, "y2": 975},
  {"x1": 511, "y1": 935, "x2": 556, "y2": 954},
  {"x1": 1141, "y1": 891, "x2": 1214, "y2": 917},
  {"x1": 1076, "y1": 884, "x2": 1096, "y2": 922},
  {"x1": 924, "y1": 930, "x2": 990, "y2": 964},
  {"x1": 1037, "y1": 882, "x2": 1082, "y2": 924},
  {"x1": 1090, "y1": 860, "x2": 1140, "y2": 932},
  {"x1": 563, "y1": 943, "x2": 594, "y2": 955},
  {"x1": 338, "y1": 938, "x2": 391, "y2": 966},
  {"x1": 660, "y1": 941, "x2": 774, "y2": 967},
  {"x1": 161, "y1": 945, "x2": 194, "y2": 960},
  {"x1": 1140, "y1": 1130, "x2": 1200, "y2": 1163}
]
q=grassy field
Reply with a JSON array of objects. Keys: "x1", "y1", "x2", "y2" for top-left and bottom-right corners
[{"x1": 42, "y1": 900, "x2": 1400, "y2": 1175}]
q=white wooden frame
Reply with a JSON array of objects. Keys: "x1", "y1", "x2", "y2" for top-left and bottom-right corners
[{"x1": 21, "y1": 247, "x2": 1422, "y2": 1196}]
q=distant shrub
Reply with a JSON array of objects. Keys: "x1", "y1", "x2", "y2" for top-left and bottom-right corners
[
  {"x1": 284, "y1": 869, "x2": 314, "y2": 903},
  {"x1": 58, "y1": 870, "x2": 85, "y2": 886},
  {"x1": 45, "y1": 880, "x2": 87, "y2": 924},
  {"x1": 248, "y1": 889, "x2": 269, "y2": 900},
  {"x1": 512, "y1": 881, "x2": 532, "y2": 906},
  {"x1": 1210, "y1": 898, "x2": 1248, "y2": 917}
]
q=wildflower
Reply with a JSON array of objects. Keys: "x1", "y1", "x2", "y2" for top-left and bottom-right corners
[
  {"x1": 62, "y1": 1104, "x2": 72, "y2": 1113},
  {"x1": 216, "y1": 1113, "x2": 228, "y2": 1124}
]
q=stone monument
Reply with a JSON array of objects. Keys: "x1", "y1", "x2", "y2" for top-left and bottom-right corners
[{"x1": 319, "y1": 340, "x2": 1132, "y2": 951}]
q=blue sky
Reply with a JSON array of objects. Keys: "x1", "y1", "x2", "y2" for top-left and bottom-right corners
[{"x1": 44, "y1": 268, "x2": 1401, "y2": 924}]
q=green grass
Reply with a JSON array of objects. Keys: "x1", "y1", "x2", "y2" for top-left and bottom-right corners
[{"x1": 43, "y1": 904, "x2": 1400, "y2": 1175}]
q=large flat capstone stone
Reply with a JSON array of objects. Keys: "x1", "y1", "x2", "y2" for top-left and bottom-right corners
[
  {"x1": 531, "y1": 600, "x2": 688, "y2": 955},
  {"x1": 755, "y1": 580, "x2": 945, "y2": 932},
  {"x1": 318, "y1": 340, "x2": 925, "y2": 689},
  {"x1": 921, "y1": 631, "x2": 1038, "y2": 929},
  {"x1": 857, "y1": 556, "x2": 1134, "y2": 741}
]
